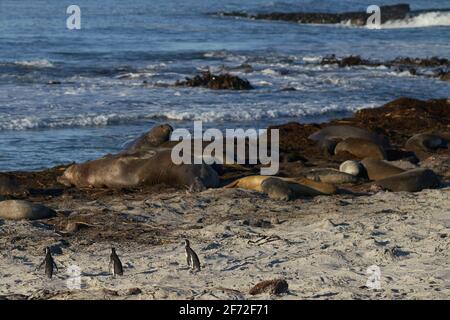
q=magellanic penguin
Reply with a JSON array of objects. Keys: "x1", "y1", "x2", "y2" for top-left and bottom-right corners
[
  {"x1": 38, "y1": 247, "x2": 58, "y2": 279},
  {"x1": 184, "y1": 239, "x2": 201, "y2": 271},
  {"x1": 109, "y1": 247, "x2": 124, "y2": 277}
]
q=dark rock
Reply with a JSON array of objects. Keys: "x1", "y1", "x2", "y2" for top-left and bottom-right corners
[
  {"x1": 339, "y1": 56, "x2": 368, "y2": 67},
  {"x1": 103, "y1": 288, "x2": 119, "y2": 296},
  {"x1": 175, "y1": 71, "x2": 253, "y2": 90},
  {"x1": 438, "y1": 70, "x2": 450, "y2": 82},
  {"x1": 249, "y1": 279, "x2": 289, "y2": 295},
  {"x1": 391, "y1": 57, "x2": 450, "y2": 68},
  {"x1": 354, "y1": 98, "x2": 450, "y2": 142},
  {"x1": 216, "y1": 4, "x2": 411, "y2": 26},
  {"x1": 320, "y1": 56, "x2": 449, "y2": 84},
  {"x1": 0, "y1": 174, "x2": 25, "y2": 196},
  {"x1": 127, "y1": 288, "x2": 142, "y2": 295}
]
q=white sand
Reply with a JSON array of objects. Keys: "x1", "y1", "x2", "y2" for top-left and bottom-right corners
[{"x1": 1, "y1": 186, "x2": 449, "y2": 300}]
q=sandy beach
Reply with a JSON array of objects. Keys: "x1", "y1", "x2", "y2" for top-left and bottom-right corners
[{"x1": 1, "y1": 184, "x2": 449, "y2": 300}]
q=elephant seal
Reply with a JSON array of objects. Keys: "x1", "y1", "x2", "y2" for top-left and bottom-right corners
[
  {"x1": 339, "y1": 160, "x2": 364, "y2": 176},
  {"x1": 225, "y1": 176, "x2": 336, "y2": 198},
  {"x1": 308, "y1": 125, "x2": 389, "y2": 148},
  {"x1": 360, "y1": 158, "x2": 405, "y2": 181},
  {"x1": 58, "y1": 148, "x2": 219, "y2": 190},
  {"x1": 335, "y1": 138, "x2": 386, "y2": 160},
  {"x1": 260, "y1": 178, "x2": 295, "y2": 201},
  {"x1": 124, "y1": 124, "x2": 173, "y2": 151},
  {"x1": 261, "y1": 178, "x2": 335, "y2": 200},
  {"x1": 303, "y1": 168, "x2": 362, "y2": 184},
  {"x1": 374, "y1": 168, "x2": 440, "y2": 192},
  {"x1": 0, "y1": 174, "x2": 24, "y2": 196},
  {"x1": 405, "y1": 133, "x2": 448, "y2": 160},
  {"x1": 0, "y1": 200, "x2": 56, "y2": 220}
]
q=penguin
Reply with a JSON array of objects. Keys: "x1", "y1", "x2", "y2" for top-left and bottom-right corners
[
  {"x1": 184, "y1": 239, "x2": 201, "y2": 271},
  {"x1": 109, "y1": 247, "x2": 123, "y2": 277},
  {"x1": 38, "y1": 247, "x2": 58, "y2": 279}
]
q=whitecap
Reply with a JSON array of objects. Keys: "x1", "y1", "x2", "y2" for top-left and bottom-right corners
[{"x1": 14, "y1": 59, "x2": 54, "y2": 68}]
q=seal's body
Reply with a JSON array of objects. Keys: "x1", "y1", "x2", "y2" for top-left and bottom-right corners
[
  {"x1": 58, "y1": 148, "x2": 219, "y2": 190},
  {"x1": 335, "y1": 138, "x2": 386, "y2": 160},
  {"x1": 360, "y1": 158, "x2": 405, "y2": 181},
  {"x1": 225, "y1": 175, "x2": 337, "y2": 201},
  {"x1": 375, "y1": 168, "x2": 440, "y2": 192}
]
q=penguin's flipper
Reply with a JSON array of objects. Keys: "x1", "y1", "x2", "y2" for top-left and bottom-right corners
[{"x1": 53, "y1": 262, "x2": 59, "y2": 272}]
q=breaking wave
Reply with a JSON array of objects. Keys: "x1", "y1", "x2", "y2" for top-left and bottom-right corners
[
  {"x1": 382, "y1": 11, "x2": 450, "y2": 29},
  {"x1": 0, "y1": 104, "x2": 373, "y2": 131},
  {"x1": 341, "y1": 11, "x2": 450, "y2": 29},
  {"x1": 12, "y1": 59, "x2": 55, "y2": 68}
]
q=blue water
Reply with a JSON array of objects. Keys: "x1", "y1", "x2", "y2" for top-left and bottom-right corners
[{"x1": 0, "y1": 0, "x2": 449, "y2": 171}]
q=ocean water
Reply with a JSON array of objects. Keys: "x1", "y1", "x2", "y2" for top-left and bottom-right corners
[{"x1": 0, "y1": 0, "x2": 449, "y2": 171}]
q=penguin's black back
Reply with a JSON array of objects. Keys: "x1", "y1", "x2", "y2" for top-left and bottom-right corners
[
  {"x1": 44, "y1": 252, "x2": 54, "y2": 279},
  {"x1": 188, "y1": 247, "x2": 201, "y2": 271}
]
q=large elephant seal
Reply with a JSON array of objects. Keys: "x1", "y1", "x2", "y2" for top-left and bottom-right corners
[
  {"x1": 303, "y1": 168, "x2": 362, "y2": 184},
  {"x1": 374, "y1": 168, "x2": 440, "y2": 192},
  {"x1": 58, "y1": 148, "x2": 219, "y2": 190},
  {"x1": 360, "y1": 158, "x2": 405, "y2": 181},
  {"x1": 308, "y1": 125, "x2": 389, "y2": 148},
  {"x1": 405, "y1": 133, "x2": 448, "y2": 160},
  {"x1": 0, "y1": 174, "x2": 24, "y2": 196},
  {"x1": 334, "y1": 138, "x2": 386, "y2": 160},
  {"x1": 0, "y1": 200, "x2": 56, "y2": 220},
  {"x1": 124, "y1": 124, "x2": 173, "y2": 151}
]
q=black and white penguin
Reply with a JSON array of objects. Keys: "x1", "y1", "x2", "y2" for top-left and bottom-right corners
[
  {"x1": 109, "y1": 247, "x2": 123, "y2": 277},
  {"x1": 184, "y1": 239, "x2": 201, "y2": 271},
  {"x1": 38, "y1": 247, "x2": 58, "y2": 279}
]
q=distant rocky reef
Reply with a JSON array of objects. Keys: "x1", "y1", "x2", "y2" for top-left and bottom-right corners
[{"x1": 214, "y1": 4, "x2": 450, "y2": 26}]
